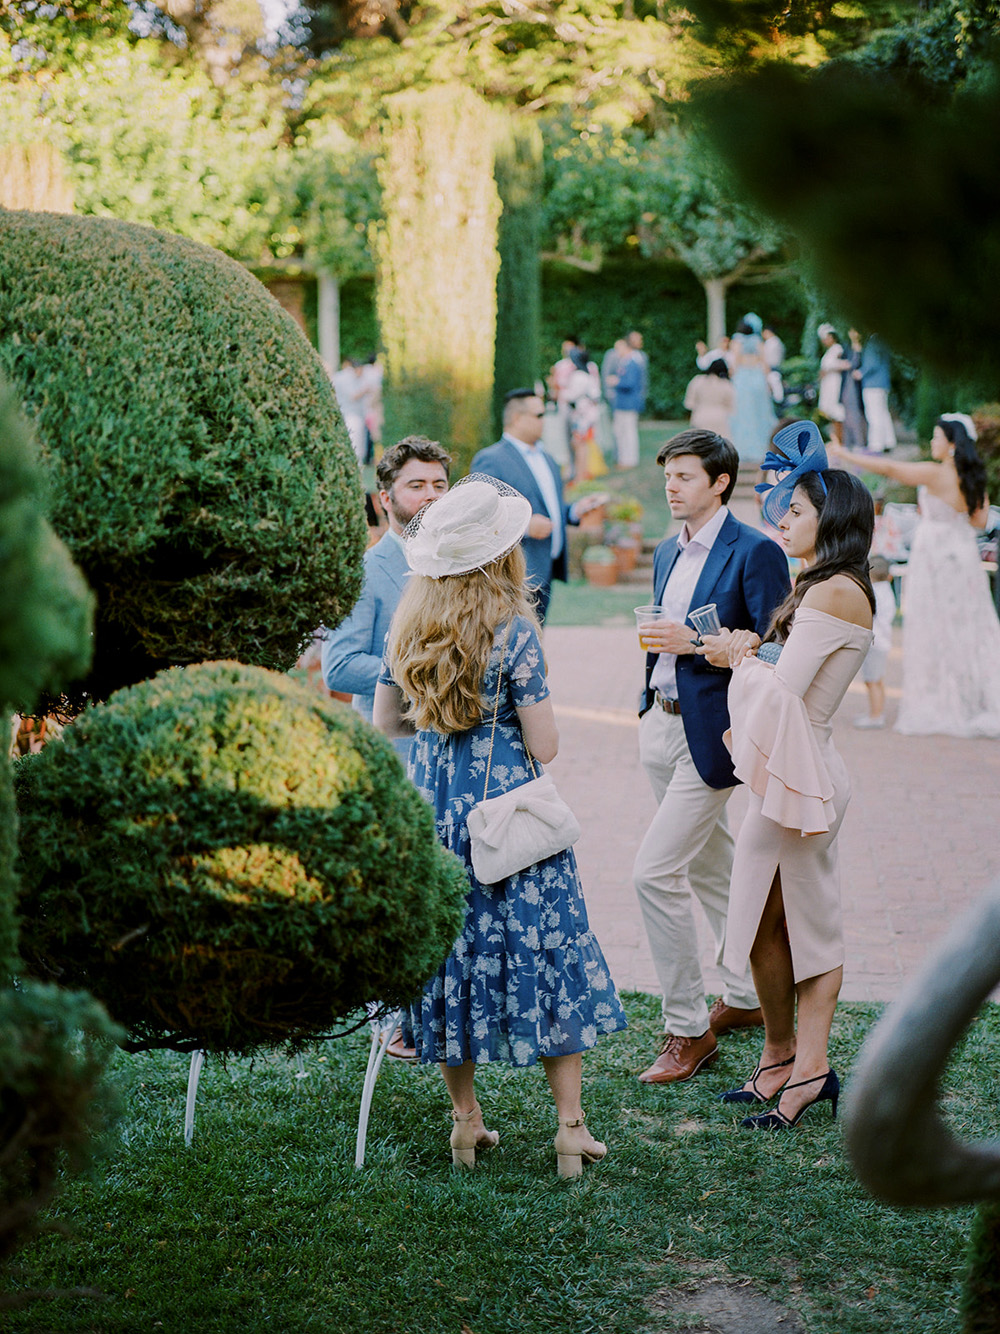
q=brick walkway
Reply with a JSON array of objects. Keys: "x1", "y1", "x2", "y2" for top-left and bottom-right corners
[{"x1": 543, "y1": 624, "x2": 1000, "y2": 1004}]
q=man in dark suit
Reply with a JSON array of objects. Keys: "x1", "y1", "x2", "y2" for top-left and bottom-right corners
[
  {"x1": 633, "y1": 429, "x2": 790, "y2": 1085},
  {"x1": 471, "y1": 388, "x2": 603, "y2": 621}
]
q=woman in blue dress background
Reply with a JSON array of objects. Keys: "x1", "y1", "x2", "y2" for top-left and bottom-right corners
[
  {"x1": 374, "y1": 475, "x2": 626, "y2": 1176},
  {"x1": 729, "y1": 313, "x2": 777, "y2": 462}
]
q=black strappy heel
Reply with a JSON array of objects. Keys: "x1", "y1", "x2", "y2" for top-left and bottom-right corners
[
  {"x1": 718, "y1": 1054, "x2": 795, "y2": 1105},
  {"x1": 740, "y1": 1068, "x2": 840, "y2": 1130}
]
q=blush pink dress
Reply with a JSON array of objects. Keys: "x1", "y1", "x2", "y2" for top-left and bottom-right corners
[{"x1": 722, "y1": 608, "x2": 873, "y2": 984}]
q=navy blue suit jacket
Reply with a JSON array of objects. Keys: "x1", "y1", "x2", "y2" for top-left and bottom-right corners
[
  {"x1": 640, "y1": 511, "x2": 791, "y2": 789},
  {"x1": 470, "y1": 437, "x2": 572, "y2": 595}
]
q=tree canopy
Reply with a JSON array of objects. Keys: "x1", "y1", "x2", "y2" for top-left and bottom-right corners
[{"x1": 691, "y1": 0, "x2": 1000, "y2": 383}]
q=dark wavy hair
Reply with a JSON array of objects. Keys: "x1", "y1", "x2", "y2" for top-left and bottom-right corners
[
  {"x1": 765, "y1": 469, "x2": 876, "y2": 643},
  {"x1": 938, "y1": 417, "x2": 987, "y2": 516}
]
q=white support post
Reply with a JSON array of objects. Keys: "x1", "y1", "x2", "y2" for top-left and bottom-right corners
[
  {"x1": 184, "y1": 1050, "x2": 207, "y2": 1147},
  {"x1": 354, "y1": 1008, "x2": 402, "y2": 1169}
]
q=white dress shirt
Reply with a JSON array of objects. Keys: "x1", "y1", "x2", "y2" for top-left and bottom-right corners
[
  {"x1": 506, "y1": 433, "x2": 564, "y2": 560},
  {"x1": 650, "y1": 504, "x2": 730, "y2": 699}
]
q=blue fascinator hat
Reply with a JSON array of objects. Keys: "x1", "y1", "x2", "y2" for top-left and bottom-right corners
[
  {"x1": 756, "y1": 419, "x2": 829, "y2": 528},
  {"x1": 743, "y1": 311, "x2": 763, "y2": 337}
]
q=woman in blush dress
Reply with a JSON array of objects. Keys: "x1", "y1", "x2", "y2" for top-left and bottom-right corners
[
  {"x1": 816, "y1": 324, "x2": 847, "y2": 443},
  {"x1": 699, "y1": 420, "x2": 874, "y2": 1130},
  {"x1": 374, "y1": 475, "x2": 626, "y2": 1176},
  {"x1": 831, "y1": 413, "x2": 1000, "y2": 737},
  {"x1": 684, "y1": 358, "x2": 735, "y2": 437}
]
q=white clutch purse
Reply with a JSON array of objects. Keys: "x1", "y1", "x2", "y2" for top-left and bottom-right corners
[
  {"x1": 467, "y1": 771, "x2": 581, "y2": 885},
  {"x1": 466, "y1": 623, "x2": 580, "y2": 885}
]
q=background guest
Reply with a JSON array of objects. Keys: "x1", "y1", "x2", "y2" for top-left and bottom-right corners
[
  {"x1": 816, "y1": 324, "x2": 847, "y2": 444},
  {"x1": 860, "y1": 334, "x2": 897, "y2": 453},
  {"x1": 840, "y1": 328, "x2": 868, "y2": 450},
  {"x1": 729, "y1": 313, "x2": 776, "y2": 462},
  {"x1": 684, "y1": 358, "x2": 734, "y2": 438},
  {"x1": 831, "y1": 413, "x2": 1000, "y2": 736},
  {"x1": 854, "y1": 554, "x2": 896, "y2": 729}
]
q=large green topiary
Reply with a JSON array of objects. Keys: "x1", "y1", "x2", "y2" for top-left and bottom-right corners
[
  {"x1": 0, "y1": 210, "x2": 367, "y2": 704},
  {"x1": 0, "y1": 374, "x2": 116, "y2": 1301},
  {"x1": 15, "y1": 661, "x2": 467, "y2": 1056}
]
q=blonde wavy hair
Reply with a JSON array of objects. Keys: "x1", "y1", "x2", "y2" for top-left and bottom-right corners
[{"x1": 387, "y1": 545, "x2": 542, "y2": 734}]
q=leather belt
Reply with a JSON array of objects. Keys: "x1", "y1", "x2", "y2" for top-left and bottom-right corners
[{"x1": 653, "y1": 691, "x2": 682, "y2": 716}]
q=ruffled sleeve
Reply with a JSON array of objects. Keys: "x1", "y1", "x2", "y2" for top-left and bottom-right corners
[{"x1": 724, "y1": 656, "x2": 835, "y2": 836}]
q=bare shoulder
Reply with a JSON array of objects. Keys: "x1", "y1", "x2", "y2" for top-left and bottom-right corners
[{"x1": 800, "y1": 575, "x2": 873, "y2": 628}]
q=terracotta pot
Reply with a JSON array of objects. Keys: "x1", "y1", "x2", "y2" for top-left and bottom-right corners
[
  {"x1": 613, "y1": 542, "x2": 638, "y2": 576},
  {"x1": 577, "y1": 503, "x2": 606, "y2": 534},
  {"x1": 583, "y1": 558, "x2": 618, "y2": 587}
]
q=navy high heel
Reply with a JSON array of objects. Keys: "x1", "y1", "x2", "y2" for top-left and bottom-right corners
[
  {"x1": 718, "y1": 1055, "x2": 795, "y2": 1105},
  {"x1": 740, "y1": 1068, "x2": 840, "y2": 1130}
]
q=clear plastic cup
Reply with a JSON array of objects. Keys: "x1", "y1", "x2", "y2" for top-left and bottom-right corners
[
  {"x1": 634, "y1": 605, "x2": 666, "y2": 652},
  {"x1": 689, "y1": 603, "x2": 721, "y2": 640}
]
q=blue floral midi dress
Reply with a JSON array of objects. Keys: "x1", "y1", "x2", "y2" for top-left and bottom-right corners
[{"x1": 380, "y1": 615, "x2": 627, "y2": 1067}]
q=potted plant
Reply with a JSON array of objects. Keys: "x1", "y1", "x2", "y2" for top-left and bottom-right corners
[
  {"x1": 582, "y1": 545, "x2": 618, "y2": 587},
  {"x1": 567, "y1": 479, "x2": 609, "y2": 534},
  {"x1": 608, "y1": 530, "x2": 640, "y2": 576},
  {"x1": 606, "y1": 496, "x2": 644, "y2": 543}
]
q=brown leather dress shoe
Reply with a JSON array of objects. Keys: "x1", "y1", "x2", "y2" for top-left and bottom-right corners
[
  {"x1": 386, "y1": 1026, "x2": 417, "y2": 1061},
  {"x1": 708, "y1": 998, "x2": 764, "y2": 1037},
  {"x1": 637, "y1": 1030, "x2": 718, "y2": 1084}
]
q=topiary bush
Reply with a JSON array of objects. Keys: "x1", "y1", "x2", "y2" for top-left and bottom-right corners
[
  {"x1": 0, "y1": 210, "x2": 367, "y2": 705},
  {"x1": 0, "y1": 374, "x2": 117, "y2": 1303},
  {"x1": 0, "y1": 984, "x2": 121, "y2": 1290},
  {"x1": 0, "y1": 379, "x2": 93, "y2": 722},
  {"x1": 15, "y1": 661, "x2": 468, "y2": 1056}
]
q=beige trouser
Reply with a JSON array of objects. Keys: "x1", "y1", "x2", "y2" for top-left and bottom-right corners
[
  {"x1": 633, "y1": 707, "x2": 758, "y2": 1036},
  {"x1": 612, "y1": 409, "x2": 640, "y2": 468}
]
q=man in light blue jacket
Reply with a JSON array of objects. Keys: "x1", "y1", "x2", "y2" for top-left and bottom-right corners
[
  {"x1": 323, "y1": 435, "x2": 450, "y2": 1064},
  {"x1": 322, "y1": 435, "x2": 450, "y2": 756}
]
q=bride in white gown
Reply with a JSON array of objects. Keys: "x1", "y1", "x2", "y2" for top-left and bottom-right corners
[{"x1": 830, "y1": 414, "x2": 1000, "y2": 738}]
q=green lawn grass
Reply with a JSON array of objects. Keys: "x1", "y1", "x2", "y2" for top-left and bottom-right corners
[{"x1": 6, "y1": 994, "x2": 992, "y2": 1333}]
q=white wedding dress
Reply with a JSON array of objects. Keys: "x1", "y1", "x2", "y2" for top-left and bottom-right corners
[{"x1": 896, "y1": 488, "x2": 1000, "y2": 737}]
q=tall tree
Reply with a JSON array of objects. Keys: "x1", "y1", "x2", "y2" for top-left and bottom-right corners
[
  {"x1": 690, "y1": 0, "x2": 1000, "y2": 383},
  {"x1": 299, "y1": 1, "x2": 701, "y2": 137},
  {"x1": 541, "y1": 121, "x2": 784, "y2": 341},
  {"x1": 632, "y1": 128, "x2": 784, "y2": 343},
  {"x1": 375, "y1": 84, "x2": 502, "y2": 476},
  {"x1": 493, "y1": 113, "x2": 544, "y2": 431}
]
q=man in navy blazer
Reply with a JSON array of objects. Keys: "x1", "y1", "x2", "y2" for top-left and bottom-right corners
[
  {"x1": 322, "y1": 435, "x2": 450, "y2": 756},
  {"x1": 471, "y1": 388, "x2": 603, "y2": 621},
  {"x1": 633, "y1": 428, "x2": 790, "y2": 1086}
]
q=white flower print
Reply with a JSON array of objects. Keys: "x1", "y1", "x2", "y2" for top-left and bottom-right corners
[{"x1": 397, "y1": 615, "x2": 627, "y2": 1066}]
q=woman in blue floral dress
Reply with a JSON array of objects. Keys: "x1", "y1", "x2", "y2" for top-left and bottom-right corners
[{"x1": 374, "y1": 475, "x2": 627, "y2": 1176}]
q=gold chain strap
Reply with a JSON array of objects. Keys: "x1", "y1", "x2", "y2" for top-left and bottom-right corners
[{"x1": 482, "y1": 620, "x2": 537, "y2": 803}]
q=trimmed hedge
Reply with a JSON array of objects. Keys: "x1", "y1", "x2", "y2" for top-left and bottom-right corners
[
  {"x1": 376, "y1": 87, "x2": 501, "y2": 476},
  {"x1": 331, "y1": 259, "x2": 809, "y2": 431},
  {"x1": 0, "y1": 983, "x2": 121, "y2": 1274},
  {"x1": 15, "y1": 661, "x2": 467, "y2": 1056},
  {"x1": 0, "y1": 210, "x2": 367, "y2": 704},
  {"x1": 0, "y1": 379, "x2": 93, "y2": 716},
  {"x1": 494, "y1": 116, "x2": 543, "y2": 434}
]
